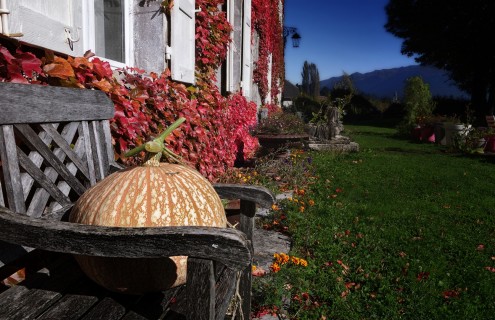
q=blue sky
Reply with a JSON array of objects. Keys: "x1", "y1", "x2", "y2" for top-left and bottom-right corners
[{"x1": 284, "y1": 0, "x2": 418, "y2": 85}]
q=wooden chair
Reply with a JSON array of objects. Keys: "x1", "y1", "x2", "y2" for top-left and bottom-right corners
[
  {"x1": 0, "y1": 82, "x2": 275, "y2": 319},
  {"x1": 486, "y1": 115, "x2": 495, "y2": 129}
]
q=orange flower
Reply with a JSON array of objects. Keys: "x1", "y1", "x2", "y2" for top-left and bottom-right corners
[
  {"x1": 299, "y1": 259, "x2": 308, "y2": 267},
  {"x1": 291, "y1": 256, "x2": 300, "y2": 265},
  {"x1": 309, "y1": 199, "x2": 315, "y2": 206},
  {"x1": 280, "y1": 253, "x2": 290, "y2": 264},
  {"x1": 299, "y1": 206, "x2": 305, "y2": 213},
  {"x1": 271, "y1": 204, "x2": 280, "y2": 211},
  {"x1": 270, "y1": 263, "x2": 281, "y2": 273}
]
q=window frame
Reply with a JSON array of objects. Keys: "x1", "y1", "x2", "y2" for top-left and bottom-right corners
[{"x1": 82, "y1": 0, "x2": 134, "y2": 69}]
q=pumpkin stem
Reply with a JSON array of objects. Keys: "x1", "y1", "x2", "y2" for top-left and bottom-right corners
[{"x1": 124, "y1": 117, "x2": 186, "y2": 164}]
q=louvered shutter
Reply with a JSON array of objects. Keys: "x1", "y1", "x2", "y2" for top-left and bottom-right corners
[
  {"x1": 9, "y1": 0, "x2": 83, "y2": 57},
  {"x1": 171, "y1": 0, "x2": 196, "y2": 84},
  {"x1": 241, "y1": 0, "x2": 252, "y2": 98}
]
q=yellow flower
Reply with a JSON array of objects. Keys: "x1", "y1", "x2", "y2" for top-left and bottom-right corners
[
  {"x1": 271, "y1": 204, "x2": 280, "y2": 211},
  {"x1": 270, "y1": 263, "x2": 281, "y2": 273},
  {"x1": 291, "y1": 256, "x2": 300, "y2": 265},
  {"x1": 252, "y1": 265, "x2": 257, "y2": 271},
  {"x1": 280, "y1": 253, "x2": 290, "y2": 264}
]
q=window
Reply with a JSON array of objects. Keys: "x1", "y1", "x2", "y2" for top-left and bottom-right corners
[
  {"x1": 94, "y1": 0, "x2": 125, "y2": 63},
  {"x1": 8, "y1": 0, "x2": 196, "y2": 78},
  {"x1": 224, "y1": 0, "x2": 252, "y2": 96},
  {"x1": 83, "y1": 0, "x2": 133, "y2": 68}
]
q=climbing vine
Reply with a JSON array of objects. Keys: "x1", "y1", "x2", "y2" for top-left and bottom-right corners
[
  {"x1": 0, "y1": 0, "x2": 282, "y2": 180},
  {"x1": 252, "y1": 0, "x2": 285, "y2": 104}
]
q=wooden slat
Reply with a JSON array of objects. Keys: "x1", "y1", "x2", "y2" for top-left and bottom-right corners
[
  {"x1": 214, "y1": 184, "x2": 275, "y2": 209},
  {"x1": 0, "y1": 206, "x2": 251, "y2": 270},
  {"x1": 101, "y1": 120, "x2": 117, "y2": 169},
  {"x1": 36, "y1": 279, "x2": 99, "y2": 320},
  {"x1": 185, "y1": 258, "x2": 215, "y2": 319},
  {"x1": 0, "y1": 257, "x2": 83, "y2": 319},
  {"x1": 17, "y1": 149, "x2": 73, "y2": 208},
  {"x1": 0, "y1": 83, "x2": 114, "y2": 124},
  {"x1": 20, "y1": 125, "x2": 57, "y2": 201},
  {"x1": 81, "y1": 121, "x2": 97, "y2": 185},
  {"x1": 28, "y1": 122, "x2": 82, "y2": 216},
  {"x1": 214, "y1": 267, "x2": 237, "y2": 320},
  {"x1": 238, "y1": 200, "x2": 256, "y2": 319},
  {"x1": 81, "y1": 297, "x2": 126, "y2": 320},
  {"x1": 88, "y1": 121, "x2": 105, "y2": 181},
  {"x1": 15, "y1": 124, "x2": 87, "y2": 196},
  {"x1": 41, "y1": 123, "x2": 91, "y2": 180},
  {"x1": 0, "y1": 125, "x2": 26, "y2": 213}
]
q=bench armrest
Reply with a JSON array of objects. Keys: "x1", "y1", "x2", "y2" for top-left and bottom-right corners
[
  {"x1": 0, "y1": 206, "x2": 251, "y2": 270},
  {"x1": 213, "y1": 184, "x2": 275, "y2": 209}
]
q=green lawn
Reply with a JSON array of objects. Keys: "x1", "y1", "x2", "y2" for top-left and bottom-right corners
[{"x1": 252, "y1": 122, "x2": 495, "y2": 319}]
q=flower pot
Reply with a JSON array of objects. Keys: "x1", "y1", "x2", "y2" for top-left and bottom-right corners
[
  {"x1": 256, "y1": 134, "x2": 309, "y2": 154},
  {"x1": 484, "y1": 136, "x2": 495, "y2": 153},
  {"x1": 444, "y1": 123, "x2": 469, "y2": 146},
  {"x1": 420, "y1": 126, "x2": 435, "y2": 143}
]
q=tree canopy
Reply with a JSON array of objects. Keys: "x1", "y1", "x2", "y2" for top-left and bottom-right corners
[
  {"x1": 301, "y1": 61, "x2": 320, "y2": 98},
  {"x1": 385, "y1": 0, "x2": 495, "y2": 119}
]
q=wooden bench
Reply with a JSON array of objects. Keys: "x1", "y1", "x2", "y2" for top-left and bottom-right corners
[{"x1": 0, "y1": 82, "x2": 275, "y2": 319}]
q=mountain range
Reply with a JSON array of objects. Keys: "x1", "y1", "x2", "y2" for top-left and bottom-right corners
[{"x1": 319, "y1": 65, "x2": 468, "y2": 99}]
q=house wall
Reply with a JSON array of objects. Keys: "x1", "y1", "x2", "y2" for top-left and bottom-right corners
[{"x1": 133, "y1": 2, "x2": 166, "y2": 72}]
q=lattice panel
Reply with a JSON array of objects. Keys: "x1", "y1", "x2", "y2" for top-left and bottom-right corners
[{"x1": 0, "y1": 120, "x2": 111, "y2": 219}]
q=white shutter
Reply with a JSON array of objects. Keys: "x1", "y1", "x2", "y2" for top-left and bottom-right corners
[
  {"x1": 9, "y1": 0, "x2": 83, "y2": 57},
  {"x1": 265, "y1": 53, "x2": 272, "y2": 104},
  {"x1": 225, "y1": 0, "x2": 235, "y2": 92},
  {"x1": 171, "y1": 0, "x2": 195, "y2": 84},
  {"x1": 241, "y1": 0, "x2": 252, "y2": 99}
]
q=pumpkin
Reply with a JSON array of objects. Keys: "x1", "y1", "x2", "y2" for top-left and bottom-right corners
[{"x1": 69, "y1": 119, "x2": 226, "y2": 294}]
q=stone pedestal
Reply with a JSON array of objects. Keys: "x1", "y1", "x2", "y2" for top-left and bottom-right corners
[{"x1": 308, "y1": 135, "x2": 359, "y2": 152}]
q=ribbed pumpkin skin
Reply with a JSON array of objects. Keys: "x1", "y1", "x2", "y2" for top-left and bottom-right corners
[{"x1": 69, "y1": 163, "x2": 226, "y2": 294}]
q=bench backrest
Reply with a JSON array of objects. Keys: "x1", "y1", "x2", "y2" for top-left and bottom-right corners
[
  {"x1": 0, "y1": 83, "x2": 115, "y2": 218},
  {"x1": 487, "y1": 115, "x2": 495, "y2": 129}
]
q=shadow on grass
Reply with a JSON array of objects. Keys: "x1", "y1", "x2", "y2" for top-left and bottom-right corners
[{"x1": 380, "y1": 146, "x2": 443, "y2": 155}]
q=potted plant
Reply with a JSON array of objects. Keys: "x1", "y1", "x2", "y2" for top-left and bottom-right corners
[
  {"x1": 454, "y1": 126, "x2": 492, "y2": 154},
  {"x1": 253, "y1": 111, "x2": 308, "y2": 153}
]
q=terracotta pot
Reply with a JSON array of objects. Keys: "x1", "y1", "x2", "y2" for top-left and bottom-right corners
[{"x1": 420, "y1": 126, "x2": 435, "y2": 143}]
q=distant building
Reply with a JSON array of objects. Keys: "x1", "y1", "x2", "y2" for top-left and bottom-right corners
[{"x1": 282, "y1": 80, "x2": 299, "y2": 108}]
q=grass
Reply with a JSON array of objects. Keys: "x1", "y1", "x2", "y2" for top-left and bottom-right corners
[{"x1": 250, "y1": 121, "x2": 495, "y2": 319}]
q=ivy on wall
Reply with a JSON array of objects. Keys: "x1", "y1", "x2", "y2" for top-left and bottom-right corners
[
  {"x1": 0, "y1": 0, "x2": 283, "y2": 181},
  {"x1": 252, "y1": 0, "x2": 285, "y2": 106}
]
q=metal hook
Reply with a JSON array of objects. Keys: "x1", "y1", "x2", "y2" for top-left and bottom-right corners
[
  {"x1": 64, "y1": 27, "x2": 81, "y2": 42},
  {"x1": 64, "y1": 27, "x2": 81, "y2": 50}
]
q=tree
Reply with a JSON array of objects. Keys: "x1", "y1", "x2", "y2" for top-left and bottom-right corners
[
  {"x1": 403, "y1": 76, "x2": 435, "y2": 128},
  {"x1": 385, "y1": 0, "x2": 495, "y2": 121},
  {"x1": 331, "y1": 72, "x2": 355, "y2": 99},
  {"x1": 301, "y1": 61, "x2": 310, "y2": 96},
  {"x1": 300, "y1": 61, "x2": 320, "y2": 98}
]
